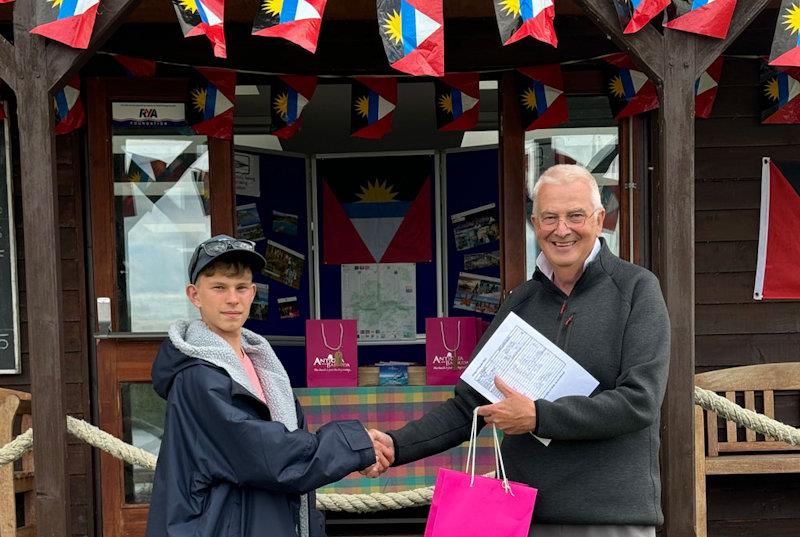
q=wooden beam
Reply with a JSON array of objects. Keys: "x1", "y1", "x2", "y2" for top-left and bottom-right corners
[
  {"x1": 695, "y1": 0, "x2": 771, "y2": 76},
  {"x1": 0, "y1": 36, "x2": 15, "y2": 91},
  {"x1": 573, "y1": 0, "x2": 664, "y2": 81},
  {"x1": 47, "y1": 0, "x2": 142, "y2": 91}
]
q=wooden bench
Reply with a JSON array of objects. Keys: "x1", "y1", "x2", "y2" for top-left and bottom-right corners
[
  {"x1": 0, "y1": 388, "x2": 35, "y2": 537},
  {"x1": 694, "y1": 363, "x2": 800, "y2": 537}
]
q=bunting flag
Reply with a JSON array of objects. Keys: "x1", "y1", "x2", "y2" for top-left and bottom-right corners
[
  {"x1": 89, "y1": 54, "x2": 157, "y2": 77},
  {"x1": 434, "y1": 74, "x2": 480, "y2": 131},
  {"x1": 613, "y1": 0, "x2": 670, "y2": 34},
  {"x1": 769, "y1": 0, "x2": 800, "y2": 68},
  {"x1": 695, "y1": 56, "x2": 724, "y2": 119},
  {"x1": 663, "y1": 0, "x2": 736, "y2": 39},
  {"x1": 30, "y1": 0, "x2": 100, "y2": 49},
  {"x1": 54, "y1": 77, "x2": 86, "y2": 135},
  {"x1": 602, "y1": 53, "x2": 659, "y2": 119},
  {"x1": 493, "y1": 0, "x2": 557, "y2": 47},
  {"x1": 754, "y1": 158, "x2": 800, "y2": 300},
  {"x1": 269, "y1": 75, "x2": 318, "y2": 139},
  {"x1": 601, "y1": 187, "x2": 620, "y2": 233},
  {"x1": 350, "y1": 77, "x2": 397, "y2": 139},
  {"x1": 321, "y1": 156, "x2": 431, "y2": 264},
  {"x1": 516, "y1": 65, "x2": 568, "y2": 130},
  {"x1": 171, "y1": 0, "x2": 227, "y2": 58},
  {"x1": 760, "y1": 63, "x2": 800, "y2": 124},
  {"x1": 377, "y1": 0, "x2": 444, "y2": 76},
  {"x1": 187, "y1": 67, "x2": 236, "y2": 139},
  {"x1": 252, "y1": 0, "x2": 327, "y2": 53}
]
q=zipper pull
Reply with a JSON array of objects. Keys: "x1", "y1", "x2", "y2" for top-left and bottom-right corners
[
  {"x1": 558, "y1": 301, "x2": 567, "y2": 319},
  {"x1": 565, "y1": 313, "x2": 575, "y2": 327}
]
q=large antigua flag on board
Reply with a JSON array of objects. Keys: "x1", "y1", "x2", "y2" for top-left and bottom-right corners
[
  {"x1": 769, "y1": 0, "x2": 800, "y2": 68},
  {"x1": 516, "y1": 65, "x2": 567, "y2": 130},
  {"x1": 321, "y1": 156, "x2": 432, "y2": 264},
  {"x1": 252, "y1": 0, "x2": 327, "y2": 53},
  {"x1": 30, "y1": 0, "x2": 100, "y2": 49},
  {"x1": 760, "y1": 63, "x2": 800, "y2": 124},
  {"x1": 350, "y1": 77, "x2": 397, "y2": 139},
  {"x1": 434, "y1": 74, "x2": 480, "y2": 131},
  {"x1": 377, "y1": 0, "x2": 444, "y2": 76},
  {"x1": 172, "y1": 0, "x2": 227, "y2": 58},
  {"x1": 54, "y1": 77, "x2": 86, "y2": 135},
  {"x1": 754, "y1": 158, "x2": 800, "y2": 300},
  {"x1": 695, "y1": 56, "x2": 724, "y2": 119},
  {"x1": 269, "y1": 76, "x2": 318, "y2": 139},
  {"x1": 187, "y1": 67, "x2": 236, "y2": 139},
  {"x1": 613, "y1": 0, "x2": 670, "y2": 34},
  {"x1": 663, "y1": 0, "x2": 737, "y2": 39},
  {"x1": 493, "y1": 0, "x2": 557, "y2": 47},
  {"x1": 602, "y1": 53, "x2": 659, "y2": 119}
]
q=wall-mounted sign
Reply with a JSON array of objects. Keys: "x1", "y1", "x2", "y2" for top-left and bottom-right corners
[
  {"x1": 112, "y1": 102, "x2": 187, "y2": 129},
  {"x1": 0, "y1": 112, "x2": 20, "y2": 374}
]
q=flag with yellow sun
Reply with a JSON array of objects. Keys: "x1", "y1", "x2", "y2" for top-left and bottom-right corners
[
  {"x1": 171, "y1": 0, "x2": 227, "y2": 58},
  {"x1": 377, "y1": 0, "x2": 444, "y2": 76},
  {"x1": 351, "y1": 77, "x2": 397, "y2": 139},
  {"x1": 516, "y1": 65, "x2": 567, "y2": 131},
  {"x1": 269, "y1": 75, "x2": 318, "y2": 139},
  {"x1": 53, "y1": 77, "x2": 85, "y2": 135},
  {"x1": 663, "y1": 0, "x2": 736, "y2": 39},
  {"x1": 493, "y1": 0, "x2": 557, "y2": 47},
  {"x1": 186, "y1": 67, "x2": 236, "y2": 139},
  {"x1": 612, "y1": 0, "x2": 671, "y2": 35},
  {"x1": 252, "y1": 0, "x2": 327, "y2": 53},
  {"x1": 319, "y1": 155, "x2": 432, "y2": 264},
  {"x1": 602, "y1": 53, "x2": 659, "y2": 119},
  {"x1": 30, "y1": 0, "x2": 100, "y2": 49},
  {"x1": 770, "y1": 0, "x2": 800, "y2": 67},
  {"x1": 760, "y1": 62, "x2": 800, "y2": 124},
  {"x1": 695, "y1": 56, "x2": 724, "y2": 119},
  {"x1": 434, "y1": 73, "x2": 480, "y2": 131}
]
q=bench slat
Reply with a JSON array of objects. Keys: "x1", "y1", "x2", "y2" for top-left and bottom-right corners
[
  {"x1": 717, "y1": 441, "x2": 799, "y2": 452},
  {"x1": 744, "y1": 391, "x2": 756, "y2": 443},
  {"x1": 705, "y1": 453, "x2": 800, "y2": 475},
  {"x1": 725, "y1": 391, "x2": 737, "y2": 442},
  {"x1": 764, "y1": 390, "x2": 776, "y2": 442},
  {"x1": 705, "y1": 407, "x2": 719, "y2": 457}
]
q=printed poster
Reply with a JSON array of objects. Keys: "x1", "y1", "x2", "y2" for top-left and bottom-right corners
[
  {"x1": 454, "y1": 272, "x2": 501, "y2": 315},
  {"x1": 262, "y1": 240, "x2": 305, "y2": 289},
  {"x1": 236, "y1": 203, "x2": 266, "y2": 242},
  {"x1": 341, "y1": 263, "x2": 416, "y2": 341},
  {"x1": 451, "y1": 203, "x2": 500, "y2": 251},
  {"x1": 250, "y1": 283, "x2": 269, "y2": 320},
  {"x1": 235, "y1": 152, "x2": 260, "y2": 197}
]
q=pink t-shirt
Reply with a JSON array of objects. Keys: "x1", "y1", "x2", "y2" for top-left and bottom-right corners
[{"x1": 239, "y1": 351, "x2": 266, "y2": 403}]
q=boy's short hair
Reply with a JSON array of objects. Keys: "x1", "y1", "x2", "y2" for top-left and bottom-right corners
[{"x1": 196, "y1": 260, "x2": 253, "y2": 282}]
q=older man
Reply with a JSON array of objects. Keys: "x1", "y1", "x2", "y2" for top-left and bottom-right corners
[{"x1": 368, "y1": 164, "x2": 670, "y2": 537}]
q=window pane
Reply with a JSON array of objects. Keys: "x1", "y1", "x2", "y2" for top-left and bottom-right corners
[{"x1": 121, "y1": 382, "x2": 165, "y2": 504}]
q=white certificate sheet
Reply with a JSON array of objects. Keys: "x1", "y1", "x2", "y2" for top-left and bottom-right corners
[{"x1": 461, "y1": 311, "x2": 599, "y2": 409}]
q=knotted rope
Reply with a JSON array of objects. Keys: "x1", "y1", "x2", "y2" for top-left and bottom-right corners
[{"x1": 1, "y1": 388, "x2": 799, "y2": 513}]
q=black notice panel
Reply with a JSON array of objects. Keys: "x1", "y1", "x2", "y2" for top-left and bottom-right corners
[{"x1": 0, "y1": 121, "x2": 19, "y2": 373}]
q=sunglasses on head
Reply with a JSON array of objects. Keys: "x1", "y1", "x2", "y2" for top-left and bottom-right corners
[{"x1": 199, "y1": 237, "x2": 256, "y2": 256}]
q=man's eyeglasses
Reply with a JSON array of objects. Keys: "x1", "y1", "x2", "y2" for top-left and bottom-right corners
[
  {"x1": 199, "y1": 237, "x2": 256, "y2": 256},
  {"x1": 537, "y1": 209, "x2": 599, "y2": 230}
]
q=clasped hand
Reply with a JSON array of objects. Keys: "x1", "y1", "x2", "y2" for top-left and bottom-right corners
[{"x1": 363, "y1": 429, "x2": 395, "y2": 478}]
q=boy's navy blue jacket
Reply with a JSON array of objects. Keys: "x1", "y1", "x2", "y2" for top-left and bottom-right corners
[{"x1": 145, "y1": 340, "x2": 375, "y2": 537}]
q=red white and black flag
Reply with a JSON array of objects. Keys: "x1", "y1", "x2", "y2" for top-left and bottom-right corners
[
  {"x1": 663, "y1": 0, "x2": 737, "y2": 39},
  {"x1": 754, "y1": 158, "x2": 800, "y2": 300}
]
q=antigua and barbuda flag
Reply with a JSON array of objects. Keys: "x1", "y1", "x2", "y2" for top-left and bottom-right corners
[
  {"x1": 172, "y1": 0, "x2": 227, "y2": 58},
  {"x1": 434, "y1": 73, "x2": 480, "y2": 131},
  {"x1": 613, "y1": 0, "x2": 670, "y2": 34},
  {"x1": 187, "y1": 67, "x2": 236, "y2": 139},
  {"x1": 517, "y1": 65, "x2": 567, "y2": 130},
  {"x1": 602, "y1": 53, "x2": 659, "y2": 119},
  {"x1": 321, "y1": 156, "x2": 432, "y2": 264},
  {"x1": 378, "y1": 0, "x2": 444, "y2": 76},
  {"x1": 769, "y1": 0, "x2": 800, "y2": 68},
  {"x1": 53, "y1": 77, "x2": 85, "y2": 135},
  {"x1": 760, "y1": 62, "x2": 800, "y2": 124},
  {"x1": 30, "y1": 0, "x2": 100, "y2": 49},
  {"x1": 252, "y1": 0, "x2": 327, "y2": 53},
  {"x1": 351, "y1": 77, "x2": 397, "y2": 139},
  {"x1": 695, "y1": 56, "x2": 724, "y2": 119},
  {"x1": 663, "y1": 0, "x2": 736, "y2": 39},
  {"x1": 754, "y1": 158, "x2": 800, "y2": 300},
  {"x1": 494, "y1": 0, "x2": 557, "y2": 47},
  {"x1": 269, "y1": 76, "x2": 318, "y2": 139}
]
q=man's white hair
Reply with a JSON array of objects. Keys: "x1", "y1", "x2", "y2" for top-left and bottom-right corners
[{"x1": 529, "y1": 164, "x2": 603, "y2": 214}]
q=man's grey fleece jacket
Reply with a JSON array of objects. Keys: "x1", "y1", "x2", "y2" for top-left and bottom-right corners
[{"x1": 388, "y1": 242, "x2": 670, "y2": 525}]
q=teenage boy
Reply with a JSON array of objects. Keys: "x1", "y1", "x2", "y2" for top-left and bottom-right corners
[{"x1": 145, "y1": 235, "x2": 388, "y2": 537}]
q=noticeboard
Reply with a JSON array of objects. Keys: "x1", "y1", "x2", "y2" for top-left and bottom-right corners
[{"x1": 0, "y1": 114, "x2": 20, "y2": 374}]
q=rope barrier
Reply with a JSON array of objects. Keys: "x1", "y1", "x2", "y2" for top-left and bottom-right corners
[{"x1": 1, "y1": 388, "x2": 799, "y2": 513}]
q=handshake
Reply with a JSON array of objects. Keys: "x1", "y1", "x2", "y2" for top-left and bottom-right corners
[{"x1": 363, "y1": 429, "x2": 395, "y2": 478}]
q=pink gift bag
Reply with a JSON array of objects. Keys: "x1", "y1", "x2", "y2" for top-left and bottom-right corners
[
  {"x1": 305, "y1": 319, "x2": 358, "y2": 387},
  {"x1": 424, "y1": 411, "x2": 537, "y2": 537},
  {"x1": 426, "y1": 317, "x2": 479, "y2": 385}
]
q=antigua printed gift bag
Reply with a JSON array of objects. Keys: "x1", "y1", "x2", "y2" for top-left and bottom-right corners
[
  {"x1": 426, "y1": 317, "x2": 482, "y2": 385},
  {"x1": 305, "y1": 319, "x2": 358, "y2": 387}
]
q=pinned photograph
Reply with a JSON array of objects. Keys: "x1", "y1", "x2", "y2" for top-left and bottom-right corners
[
  {"x1": 250, "y1": 283, "x2": 269, "y2": 321},
  {"x1": 272, "y1": 210, "x2": 299, "y2": 236},
  {"x1": 262, "y1": 240, "x2": 305, "y2": 289},
  {"x1": 278, "y1": 296, "x2": 301, "y2": 319},
  {"x1": 236, "y1": 203, "x2": 265, "y2": 242},
  {"x1": 453, "y1": 272, "x2": 501, "y2": 315},
  {"x1": 464, "y1": 250, "x2": 500, "y2": 270},
  {"x1": 451, "y1": 203, "x2": 500, "y2": 251}
]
